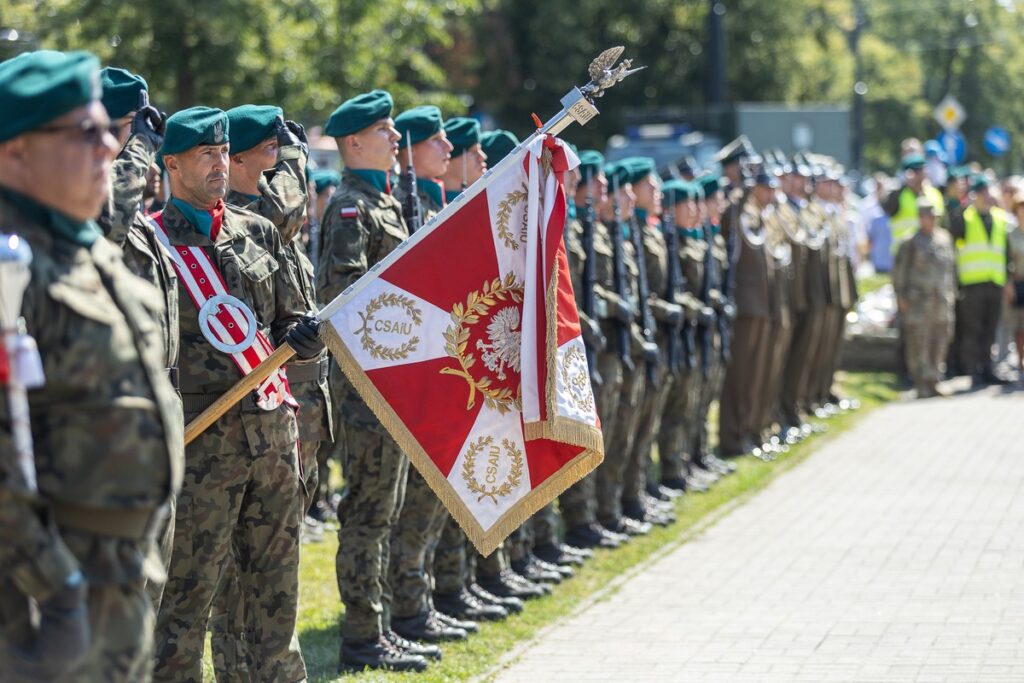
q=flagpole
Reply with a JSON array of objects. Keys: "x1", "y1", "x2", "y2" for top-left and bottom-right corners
[{"x1": 183, "y1": 47, "x2": 641, "y2": 445}]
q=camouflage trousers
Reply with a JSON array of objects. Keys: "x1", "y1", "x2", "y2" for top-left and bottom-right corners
[
  {"x1": 596, "y1": 363, "x2": 645, "y2": 525},
  {"x1": 432, "y1": 517, "x2": 469, "y2": 595},
  {"x1": 388, "y1": 467, "x2": 448, "y2": 619},
  {"x1": 335, "y1": 424, "x2": 409, "y2": 641},
  {"x1": 560, "y1": 350, "x2": 622, "y2": 529},
  {"x1": 624, "y1": 361, "x2": 673, "y2": 505},
  {"x1": 153, "y1": 410, "x2": 305, "y2": 683},
  {"x1": 657, "y1": 370, "x2": 694, "y2": 482},
  {"x1": 694, "y1": 339, "x2": 725, "y2": 461},
  {"x1": 0, "y1": 540, "x2": 155, "y2": 682},
  {"x1": 209, "y1": 436, "x2": 320, "y2": 682},
  {"x1": 474, "y1": 542, "x2": 509, "y2": 578},
  {"x1": 904, "y1": 315, "x2": 953, "y2": 387},
  {"x1": 529, "y1": 503, "x2": 559, "y2": 549}
]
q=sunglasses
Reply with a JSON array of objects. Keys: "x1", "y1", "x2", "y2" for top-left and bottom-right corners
[{"x1": 34, "y1": 119, "x2": 120, "y2": 147}]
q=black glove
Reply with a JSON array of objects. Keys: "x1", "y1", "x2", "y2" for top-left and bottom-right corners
[
  {"x1": 663, "y1": 303, "x2": 685, "y2": 328},
  {"x1": 286, "y1": 314, "x2": 324, "y2": 360},
  {"x1": 7, "y1": 571, "x2": 90, "y2": 680},
  {"x1": 698, "y1": 306, "x2": 716, "y2": 327},
  {"x1": 581, "y1": 317, "x2": 607, "y2": 352},
  {"x1": 275, "y1": 116, "x2": 308, "y2": 155},
  {"x1": 131, "y1": 91, "x2": 165, "y2": 149},
  {"x1": 641, "y1": 340, "x2": 661, "y2": 366}
]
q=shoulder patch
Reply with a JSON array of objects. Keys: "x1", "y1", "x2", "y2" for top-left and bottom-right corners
[{"x1": 340, "y1": 206, "x2": 359, "y2": 219}]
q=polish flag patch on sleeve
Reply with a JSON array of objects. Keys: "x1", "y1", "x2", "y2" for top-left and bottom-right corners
[{"x1": 340, "y1": 206, "x2": 359, "y2": 219}]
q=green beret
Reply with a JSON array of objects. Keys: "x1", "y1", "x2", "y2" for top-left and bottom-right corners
[
  {"x1": 0, "y1": 50, "x2": 101, "y2": 142},
  {"x1": 100, "y1": 67, "x2": 147, "y2": 120},
  {"x1": 970, "y1": 173, "x2": 990, "y2": 192},
  {"x1": 160, "y1": 106, "x2": 229, "y2": 157},
  {"x1": 620, "y1": 156, "x2": 657, "y2": 185},
  {"x1": 227, "y1": 104, "x2": 282, "y2": 155},
  {"x1": 312, "y1": 169, "x2": 342, "y2": 193},
  {"x1": 948, "y1": 165, "x2": 970, "y2": 180},
  {"x1": 396, "y1": 105, "x2": 444, "y2": 149},
  {"x1": 901, "y1": 153, "x2": 925, "y2": 171},
  {"x1": 325, "y1": 89, "x2": 393, "y2": 138},
  {"x1": 661, "y1": 179, "x2": 701, "y2": 204},
  {"x1": 480, "y1": 129, "x2": 520, "y2": 164},
  {"x1": 444, "y1": 117, "x2": 481, "y2": 158},
  {"x1": 605, "y1": 161, "x2": 631, "y2": 189},
  {"x1": 696, "y1": 174, "x2": 721, "y2": 197},
  {"x1": 578, "y1": 150, "x2": 605, "y2": 182}
]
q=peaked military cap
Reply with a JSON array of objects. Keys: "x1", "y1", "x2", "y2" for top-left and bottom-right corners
[
  {"x1": 324, "y1": 89, "x2": 393, "y2": 138},
  {"x1": 100, "y1": 66, "x2": 147, "y2": 120},
  {"x1": 396, "y1": 105, "x2": 444, "y2": 149},
  {"x1": 578, "y1": 150, "x2": 605, "y2": 182},
  {"x1": 480, "y1": 129, "x2": 520, "y2": 164},
  {"x1": 900, "y1": 153, "x2": 926, "y2": 171},
  {"x1": 746, "y1": 168, "x2": 779, "y2": 189},
  {"x1": 160, "y1": 106, "x2": 229, "y2": 157},
  {"x1": 444, "y1": 117, "x2": 482, "y2": 158},
  {"x1": 0, "y1": 50, "x2": 101, "y2": 142},
  {"x1": 227, "y1": 104, "x2": 283, "y2": 154},
  {"x1": 714, "y1": 135, "x2": 752, "y2": 166},
  {"x1": 661, "y1": 179, "x2": 701, "y2": 204},
  {"x1": 312, "y1": 168, "x2": 342, "y2": 194}
]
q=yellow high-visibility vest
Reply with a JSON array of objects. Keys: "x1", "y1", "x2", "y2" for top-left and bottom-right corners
[
  {"x1": 956, "y1": 205, "x2": 1007, "y2": 286},
  {"x1": 890, "y1": 185, "x2": 945, "y2": 253}
]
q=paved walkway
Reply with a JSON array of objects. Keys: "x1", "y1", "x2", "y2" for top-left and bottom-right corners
[{"x1": 491, "y1": 386, "x2": 1024, "y2": 683}]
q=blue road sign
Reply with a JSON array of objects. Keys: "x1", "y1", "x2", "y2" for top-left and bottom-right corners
[
  {"x1": 935, "y1": 130, "x2": 966, "y2": 165},
  {"x1": 984, "y1": 126, "x2": 1011, "y2": 157}
]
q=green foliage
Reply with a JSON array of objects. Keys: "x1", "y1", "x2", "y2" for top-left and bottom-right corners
[{"x1": 4, "y1": 0, "x2": 1024, "y2": 169}]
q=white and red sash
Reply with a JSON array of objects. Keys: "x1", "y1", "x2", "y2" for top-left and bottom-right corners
[{"x1": 147, "y1": 207, "x2": 296, "y2": 411}]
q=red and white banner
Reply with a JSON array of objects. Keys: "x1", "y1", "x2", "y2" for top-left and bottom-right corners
[{"x1": 321, "y1": 135, "x2": 603, "y2": 554}]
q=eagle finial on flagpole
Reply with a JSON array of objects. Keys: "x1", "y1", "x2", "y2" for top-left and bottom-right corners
[{"x1": 580, "y1": 46, "x2": 646, "y2": 100}]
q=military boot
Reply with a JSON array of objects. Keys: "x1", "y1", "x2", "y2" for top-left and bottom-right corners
[
  {"x1": 391, "y1": 610, "x2": 468, "y2": 643},
  {"x1": 384, "y1": 631, "x2": 441, "y2": 661},
  {"x1": 468, "y1": 582, "x2": 525, "y2": 614},
  {"x1": 434, "y1": 588, "x2": 508, "y2": 622},
  {"x1": 511, "y1": 555, "x2": 564, "y2": 584},
  {"x1": 533, "y1": 542, "x2": 586, "y2": 567},
  {"x1": 434, "y1": 609, "x2": 481, "y2": 633},
  {"x1": 339, "y1": 635, "x2": 429, "y2": 673},
  {"x1": 601, "y1": 515, "x2": 652, "y2": 537},
  {"x1": 565, "y1": 522, "x2": 624, "y2": 549},
  {"x1": 478, "y1": 568, "x2": 546, "y2": 600}
]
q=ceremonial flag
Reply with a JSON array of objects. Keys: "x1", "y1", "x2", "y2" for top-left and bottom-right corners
[{"x1": 320, "y1": 135, "x2": 603, "y2": 554}]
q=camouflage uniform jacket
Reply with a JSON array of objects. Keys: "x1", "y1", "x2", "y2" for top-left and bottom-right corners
[
  {"x1": 0, "y1": 189, "x2": 182, "y2": 598},
  {"x1": 641, "y1": 222, "x2": 688, "y2": 342},
  {"x1": 316, "y1": 170, "x2": 408, "y2": 434},
  {"x1": 98, "y1": 134, "x2": 179, "y2": 374},
  {"x1": 392, "y1": 179, "x2": 444, "y2": 227},
  {"x1": 563, "y1": 214, "x2": 599, "y2": 336},
  {"x1": 225, "y1": 145, "x2": 332, "y2": 444},
  {"x1": 160, "y1": 200, "x2": 304, "y2": 455},
  {"x1": 892, "y1": 229, "x2": 956, "y2": 322}
]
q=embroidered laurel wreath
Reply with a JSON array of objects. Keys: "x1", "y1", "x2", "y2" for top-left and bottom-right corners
[
  {"x1": 496, "y1": 185, "x2": 528, "y2": 251},
  {"x1": 355, "y1": 292, "x2": 423, "y2": 361},
  {"x1": 441, "y1": 272, "x2": 524, "y2": 414},
  {"x1": 461, "y1": 435, "x2": 525, "y2": 504},
  {"x1": 560, "y1": 345, "x2": 595, "y2": 413}
]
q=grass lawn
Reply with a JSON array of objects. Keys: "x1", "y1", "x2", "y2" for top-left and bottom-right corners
[
  {"x1": 204, "y1": 371, "x2": 899, "y2": 682},
  {"x1": 856, "y1": 271, "x2": 892, "y2": 295}
]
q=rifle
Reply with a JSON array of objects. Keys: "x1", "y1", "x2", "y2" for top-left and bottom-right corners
[
  {"x1": 719, "y1": 217, "x2": 737, "y2": 363},
  {"x1": 609, "y1": 177, "x2": 635, "y2": 372},
  {"x1": 629, "y1": 211, "x2": 659, "y2": 386},
  {"x1": 698, "y1": 223, "x2": 715, "y2": 379},
  {"x1": 400, "y1": 131, "x2": 423, "y2": 233},
  {"x1": 678, "y1": 228, "x2": 697, "y2": 369},
  {"x1": 580, "y1": 180, "x2": 603, "y2": 387},
  {"x1": 660, "y1": 191, "x2": 688, "y2": 375}
]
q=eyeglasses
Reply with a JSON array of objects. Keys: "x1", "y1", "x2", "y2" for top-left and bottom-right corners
[{"x1": 33, "y1": 119, "x2": 119, "y2": 147}]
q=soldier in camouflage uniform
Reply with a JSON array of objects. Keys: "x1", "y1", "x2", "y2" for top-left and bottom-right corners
[
  {"x1": 315, "y1": 90, "x2": 433, "y2": 673},
  {"x1": 893, "y1": 198, "x2": 956, "y2": 398},
  {"x1": 206, "y1": 103, "x2": 330, "y2": 680},
  {"x1": 94, "y1": 66, "x2": 181, "y2": 613},
  {"x1": 151, "y1": 107, "x2": 319, "y2": 683},
  {"x1": 620, "y1": 159, "x2": 681, "y2": 527},
  {"x1": 386, "y1": 105, "x2": 481, "y2": 644},
  {"x1": 0, "y1": 49, "x2": 182, "y2": 682}
]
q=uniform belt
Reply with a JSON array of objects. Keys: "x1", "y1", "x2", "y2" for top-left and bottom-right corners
[
  {"x1": 52, "y1": 500, "x2": 167, "y2": 541},
  {"x1": 180, "y1": 392, "x2": 260, "y2": 414},
  {"x1": 287, "y1": 357, "x2": 329, "y2": 385},
  {"x1": 167, "y1": 367, "x2": 179, "y2": 390}
]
